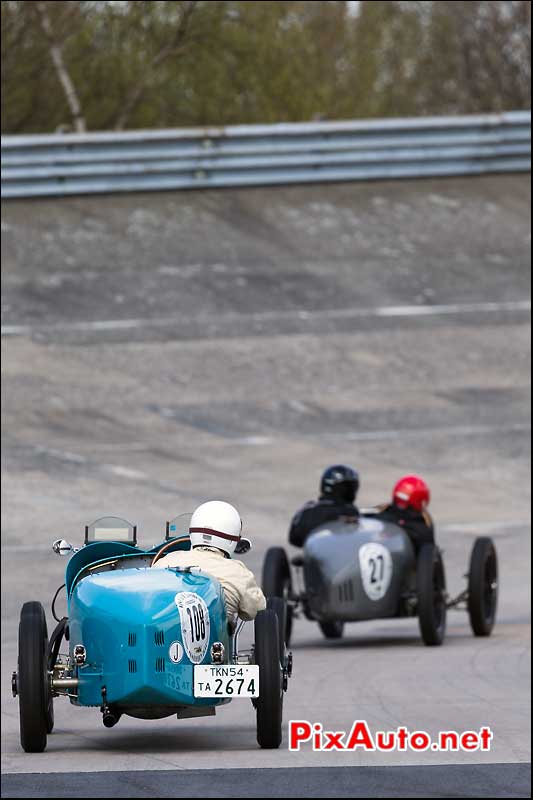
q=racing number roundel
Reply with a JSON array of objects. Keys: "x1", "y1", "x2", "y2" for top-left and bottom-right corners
[
  {"x1": 358, "y1": 542, "x2": 393, "y2": 601},
  {"x1": 168, "y1": 641, "x2": 184, "y2": 663},
  {"x1": 174, "y1": 592, "x2": 210, "y2": 664}
]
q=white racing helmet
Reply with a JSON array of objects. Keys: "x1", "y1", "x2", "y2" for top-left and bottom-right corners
[{"x1": 189, "y1": 500, "x2": 242, "y2": 556}]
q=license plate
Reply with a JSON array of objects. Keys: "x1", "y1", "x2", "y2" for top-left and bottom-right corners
[{"x1": 194, "y1": 665, "x2": 259, "y2": 698}]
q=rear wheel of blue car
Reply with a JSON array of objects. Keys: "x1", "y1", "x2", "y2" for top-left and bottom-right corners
[
  {"x1": 417, "y1": 544, "x2": 447, "y2": 646},
  {"x1": 255, "y1": 608, "x2": 282, "y2": 749},
  {"x1": 17, "y1": 601, "x2": 51, "y2": 752}
]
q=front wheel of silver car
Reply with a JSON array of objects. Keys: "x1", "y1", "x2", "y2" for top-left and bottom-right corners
[{"x1": 417, "y1": 544, "x2": 447, "y2": 646}]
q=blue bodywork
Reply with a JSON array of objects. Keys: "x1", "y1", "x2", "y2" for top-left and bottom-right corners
[{"x1": 65, "y1": 541, "x2": 230, "y2": 713}]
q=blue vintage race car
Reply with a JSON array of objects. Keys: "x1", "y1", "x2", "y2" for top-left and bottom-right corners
[{"x1": 13, "y1": 515, "x2": 291, "y2": 753}]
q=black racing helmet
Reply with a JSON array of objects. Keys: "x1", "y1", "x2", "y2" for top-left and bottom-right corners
[{"x1": 320, "y1": 465, "x2": 360, "y2": 504}]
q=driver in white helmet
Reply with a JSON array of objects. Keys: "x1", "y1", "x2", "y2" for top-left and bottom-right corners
[{"x1": 152, "y1": 500, "x2": 266, "y2": 623}]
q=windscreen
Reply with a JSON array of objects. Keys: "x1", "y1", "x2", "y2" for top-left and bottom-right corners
[
  {"x1": 85, "y1": 516, "x2": 136, "y2": 545},
  {"x1": 166, "y1": 513, "x2": 193, "y2": 540}
]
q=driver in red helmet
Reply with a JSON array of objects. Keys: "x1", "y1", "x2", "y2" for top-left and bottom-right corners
[{"x1": 373, "y1": 475, "x2": 434, "y2": 553}]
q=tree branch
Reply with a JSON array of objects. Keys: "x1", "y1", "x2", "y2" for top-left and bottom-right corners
[
  {"x1": 114, "y1": 0, "x2": 198, "y2": 131},
  {"x1": 35, "y1": 1, "x2": 86, "y2": 132}
]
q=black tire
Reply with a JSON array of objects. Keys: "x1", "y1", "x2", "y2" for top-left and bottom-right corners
[
  {"x1": 267, "y1": 596, "x2": 287, "y2": 660},
  {"x1": 46, "y1": 618, "x2": 67, "y2": 736},
  {"x1": 18, "y1": 602, "x2": 50, "y2": 752},
  {"x1": 262, "y1": 547, "x2": 293, "y2": 646},
  {"x1": 417, "y1": 544, "x2": 447, "y2": 646},
  {"x1": 254, "y1": 608, "x2": 282, "y2": 749},
  {"x1": 318, "y1": 620, "x2": 344, "y2": 639},
  {"x1": 468, "y1": 537, "x2": 498, "y2": 636},
  {"x1": 46, "y1": 695, "x2": 54, "y2": 735}
]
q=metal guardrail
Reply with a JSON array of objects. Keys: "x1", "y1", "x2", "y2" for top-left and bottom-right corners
[{"x1": 1, "y1": 111, "x2": 530, "y2": 198}]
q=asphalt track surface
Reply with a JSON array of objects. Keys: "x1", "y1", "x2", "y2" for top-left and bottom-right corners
[
  {"x1": 1, "y1": 176, "x2": 531, "y2": 798},
  {"x1": 1, "y1": 763, "x2": 531, "y2": 798}
]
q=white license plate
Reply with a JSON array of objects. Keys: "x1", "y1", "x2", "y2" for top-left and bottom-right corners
[{"x1": 194, "y1": 665, "x2": 259, "y2": 698}]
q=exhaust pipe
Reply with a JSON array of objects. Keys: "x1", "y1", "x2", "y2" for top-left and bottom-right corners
[
  {"x1": 102, "y1": 709, "x2": 121, "y2": 728},
  {"x1": 51, "y1": 677, "x2": 79, "y2": 690}
]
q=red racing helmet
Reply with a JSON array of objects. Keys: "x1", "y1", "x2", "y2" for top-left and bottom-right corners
[{"x1": 392, "y1": 475, "x2": 430, "y2": 512}]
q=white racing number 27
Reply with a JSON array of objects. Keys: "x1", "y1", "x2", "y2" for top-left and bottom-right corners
[
  {"x1": 358, "y1": 542, "x2": 393, "y2": 601},
  {"x1": 174, "y1": 592, "x2": 211, "y2": 664}
]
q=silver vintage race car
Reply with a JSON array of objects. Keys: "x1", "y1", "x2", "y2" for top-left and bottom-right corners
[{"x1": 262, "y1": 514, "x2": 498, "y2": 646}]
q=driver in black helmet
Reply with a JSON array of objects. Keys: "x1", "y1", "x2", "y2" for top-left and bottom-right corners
[{"x1": 288, "y1": 465, "x2": 360, "y2": 548}]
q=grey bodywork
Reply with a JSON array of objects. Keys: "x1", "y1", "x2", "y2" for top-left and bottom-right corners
[{"x1": 303, "y1": 517, "x2": 416, "y2": 622}]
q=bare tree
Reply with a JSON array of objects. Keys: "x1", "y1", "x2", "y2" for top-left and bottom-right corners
[
  {"x1": 2, "y1": 0, "x2": 531, "y2": 134},
  {"x1": 113, "y1": 0, "x2": 198, "y2": 130},
  {"x1": 35, "y1": 1, "x2": 86, "y2": 132}
]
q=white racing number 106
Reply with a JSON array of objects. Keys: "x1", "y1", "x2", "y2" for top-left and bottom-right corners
[
  {"x1": 174, "y1": 592, "x2": 211, "y2": 664},
  {"x1": 186, "y1": 602, "x2": 206, "y2": 643}
]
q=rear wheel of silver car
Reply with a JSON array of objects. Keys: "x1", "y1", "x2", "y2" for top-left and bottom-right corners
[
  {"x1": 18, "y1": 601, "x2": 50, "y2": 752},
  {"x1": 417, "y1": 544, "x2": 447, "y2": 646},
  {"x1": 266, "y1": 596, "x2": 288, "y2": 661},
  {"x1": 262, "y1": 547, "x2": 293, "y2": 646},
  {"x1": 254, "y1": 608, "x2": 282, "y2": 749},
  {"x1": 319, "y1": 620, "x2": 344, "y2": 639}
]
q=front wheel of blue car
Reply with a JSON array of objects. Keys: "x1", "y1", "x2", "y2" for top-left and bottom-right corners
[
  {"x1": 254, "y1": 608, "x2": 282, "y2": 749},
  {"x1": 17, "y1": 601, "x2": 50, "y2": 752}
]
